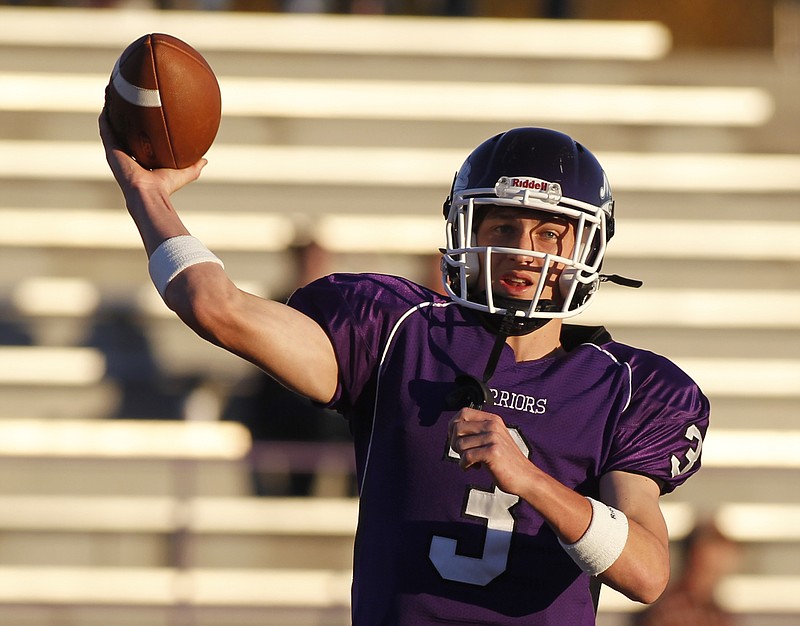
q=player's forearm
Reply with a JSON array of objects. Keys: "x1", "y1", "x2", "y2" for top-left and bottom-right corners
[
  {"x1": 516, "y1": 465, "x2": 595, "y2": 544},
  {"x1": 100, "y1": 112, "x2": 202, "y2": 256},
  {"x1": 597, "y1": 517, "x2": 670, "y2": 604},
  {"x1": 594, "y1": 471, "x2": 670, "y2": 603},
  {"x1": 518, "y1": 466, "x2": 668, "y2": 604},
  {"x1": 123, "y1": 178, "x2": 192, "y2": 257},
  {"x1": 599, "y1": 472, "x2": 669, "y2": 603}
]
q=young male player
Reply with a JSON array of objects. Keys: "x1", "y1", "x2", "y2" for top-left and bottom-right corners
[{"x1": 100, "y1": 118, "x2": 709, "y2": 625}]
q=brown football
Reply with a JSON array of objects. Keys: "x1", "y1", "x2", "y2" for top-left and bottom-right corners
[{"x1": 105, "y1": 33, "x2": 221, "y2": 170}]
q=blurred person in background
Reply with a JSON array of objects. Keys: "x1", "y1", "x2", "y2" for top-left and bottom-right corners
[
  {"x1": 634, "y1": 519, "x2": 741, "y2": 626},
  {"x1": 223, "y1": 241, "x2": 353, "y2": 496}
]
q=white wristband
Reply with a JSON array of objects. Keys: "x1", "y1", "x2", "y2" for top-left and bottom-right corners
[
  {"x1": 559, "y1": 497, "x2": 629, "y2": 576},
  {"x1": 148, "y1": 235, "x2": 224, "y2": 299}
]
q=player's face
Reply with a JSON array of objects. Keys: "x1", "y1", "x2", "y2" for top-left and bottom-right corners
[{"x1": 474, "y1": 206, "x2": 577, "y2": 303}]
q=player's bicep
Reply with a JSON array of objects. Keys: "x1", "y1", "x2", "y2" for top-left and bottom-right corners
[{"x1": 239, "y1": 292, "x2": 339, "y2": 404}]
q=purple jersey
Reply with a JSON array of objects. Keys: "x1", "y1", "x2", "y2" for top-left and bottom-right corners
[{"x1": 288, "y1": 273, "x2": 709, "y2": 625}]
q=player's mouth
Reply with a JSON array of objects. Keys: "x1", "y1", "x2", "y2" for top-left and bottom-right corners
[{"x1": 497, "y1": 273, "x2": 536, "y2": 297}]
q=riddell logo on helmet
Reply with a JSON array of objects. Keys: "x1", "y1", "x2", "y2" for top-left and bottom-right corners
[
  {"x1": 495, "y1": 176, "x2": 562, "y2": 203},
  {"x1": 511, "y1": 178, "x2": 550, "y2": 191}
]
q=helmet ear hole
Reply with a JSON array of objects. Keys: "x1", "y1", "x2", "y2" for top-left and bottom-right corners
[
  {"x1": 465, "y1": 251, "x2": 480, "y2": 287},
  {"x1": 559, "y1": 269, "x2": 597, "y2": 307},
  {"x1": 558, "y1": 266, "x2": 576, "y2": 299},
  {"x1": 575, "y1": 277, "x2": 600, "y2": 307}
]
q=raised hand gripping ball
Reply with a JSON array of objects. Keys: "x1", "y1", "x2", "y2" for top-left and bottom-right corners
[{"x1": 105, "y1": 33, "x2": 221, "y2": 170}]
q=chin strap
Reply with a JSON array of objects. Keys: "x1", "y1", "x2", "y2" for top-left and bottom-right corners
[
  {"x1": 474, "y1": 293, "x2": 555, "y2": 336},
  {"x1": 600, "y1": 274, "x2": 643, "y2": 289},
  {"x1": 447, "y1": 307, "x2": 521, "y2": 410}
]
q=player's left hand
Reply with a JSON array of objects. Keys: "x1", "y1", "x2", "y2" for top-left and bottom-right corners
[{"x1": 448, "y1": 407, "x2": 534, "y2": 496}]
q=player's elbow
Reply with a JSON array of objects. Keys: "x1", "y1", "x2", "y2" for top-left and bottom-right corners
[
  {"x1": 603, "y1": 549, "x2": 670, "y2": 605},
  {"x1": 633, "y1": 577, "x2": 669, "y2": 606},
  {"x1": 620, "y1": 564, "x2": 669, "y2": 605}
]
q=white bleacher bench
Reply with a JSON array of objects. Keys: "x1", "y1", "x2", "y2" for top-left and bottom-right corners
[
  {"x1": 0, "y1": 495, "x2": 357, "y2": 536},
  {"x1": 4, "y1": 140, "x2": 800, "y2": 191},
  {"x1": 0, "y1": 71, "x2": 772, "y2": 127},
  {"x1": 0, "y1": 346, "x2": 104, "y2": 386},
  {"x1": 0, "y1": 565, "x2": 353, "y2": 608},
  {"x1": 0, "y1": 6, "x2": 671, "y2": 61},
  {"x1": 0, "y1": 418, "x2": 355, "y2": 477},
  {"x1": 0, "y1": 208, "x2": 295, "y2": 252},
  {"x1": 0, "y1": 418, "x2": 250, "y2": 461}
]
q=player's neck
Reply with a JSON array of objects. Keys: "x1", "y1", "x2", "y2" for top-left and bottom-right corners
[{"x1": 505, "y1": 319, "x2": 565, "y2": 363}]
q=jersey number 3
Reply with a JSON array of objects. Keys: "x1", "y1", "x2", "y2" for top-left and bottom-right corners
[
  {"x1": 670, "y1": 424, "x2": 703, "y2": 478},
  {"x1": 429, "y1": 428, "x2": 529, "y2": 586}
]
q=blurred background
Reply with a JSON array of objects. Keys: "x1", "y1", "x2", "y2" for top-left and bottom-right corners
[{"x1": 0, "y1": 1, "x2": 798, "y2": 625}]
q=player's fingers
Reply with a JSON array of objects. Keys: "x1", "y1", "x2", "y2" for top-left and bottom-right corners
[
  {"x1": 98, "y1": 116, "x2": 120, "y2": 159},
  {"x1": 458, "y1": 407, "x2": 489, "y2": 421},
  {"x1": 164, "y1": 158, "x2": 207, "y2": 190},
  {"x1": 98, "y1": 109, "x2": 114, "y2": 141},
  {"x1": 453, "y1": 435, "x2": 490, "y2": 470},
  {"x1": 99, "y1": 111, "x2": 139, "y2": 177},
  {"x1": 98, "y1": 109, "x2": 130, "y2": 157},
  {"x1": 448, "y1": 408, "x2": 503, "y2": 441},
  {"x1": 448, "y1": 407, "x2": 496, "y2": 432},
  {"x1": 447, "y1": 414, "x2": 480, "y2": 445},
  {"x1": 450, "y1": 423, "x2": 491, "y2": 459}
]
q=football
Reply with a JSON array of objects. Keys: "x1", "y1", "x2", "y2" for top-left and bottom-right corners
[{"x1": 105, "y1": 33, "x2": 221, "y2": 170}]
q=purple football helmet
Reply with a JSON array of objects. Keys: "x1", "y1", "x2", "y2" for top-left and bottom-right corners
[{"x1": 442, "y1": 127, "x2": 615, "y2": 321}]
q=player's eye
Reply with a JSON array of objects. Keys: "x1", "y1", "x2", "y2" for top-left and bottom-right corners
[
  {"x1": 538, "y1": 224, "x2": 567, "y2": 240},
  {"x1": 493, "y1": 223, "x2": 516, "y2": 235}
]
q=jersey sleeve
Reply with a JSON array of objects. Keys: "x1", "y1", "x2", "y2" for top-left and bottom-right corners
[
  {"x1": 286, "y1": 273, "x2": 428, "y2": 412},
  {"x1": 604, "y1": 348, "x2": 710, "y2": 494}
]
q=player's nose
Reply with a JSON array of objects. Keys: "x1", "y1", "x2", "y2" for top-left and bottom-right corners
[{"x1": 507, "y1": 231, "x2": 538, "y2": 259}]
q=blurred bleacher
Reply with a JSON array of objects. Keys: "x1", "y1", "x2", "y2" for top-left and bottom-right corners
[{"x1": 0, "y1": 4, "x2": 798, "y2": 625}]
